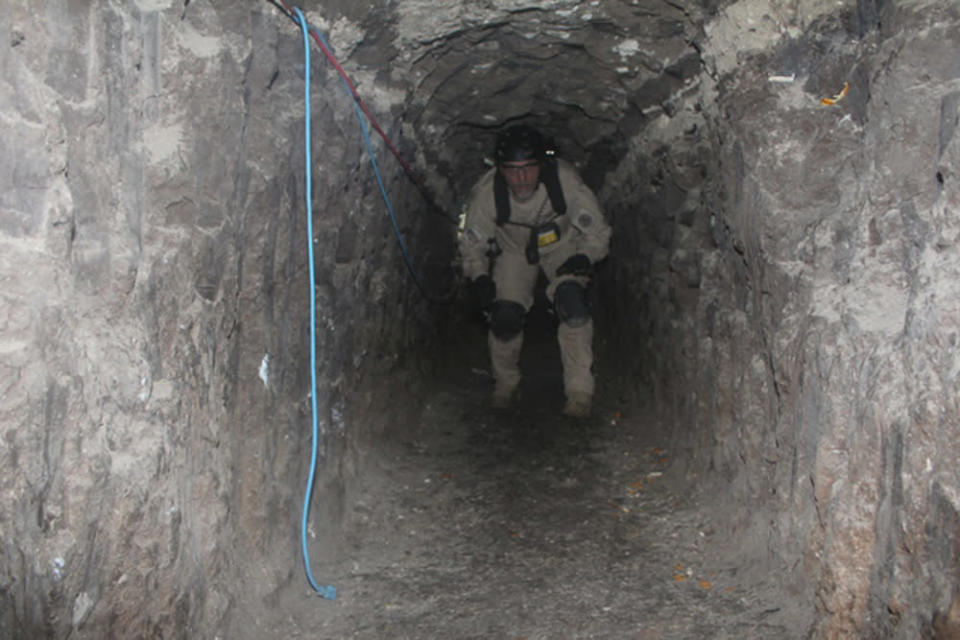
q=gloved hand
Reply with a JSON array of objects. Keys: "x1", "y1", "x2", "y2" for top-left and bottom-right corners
[
  {"x1": 556, "y1": 253, "x2": 592, "y2": 277},
  {"x1": 468, "y1": 274, "x2": 496, "y2": 310}
]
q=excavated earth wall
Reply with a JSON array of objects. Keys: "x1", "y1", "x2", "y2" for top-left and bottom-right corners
[
  {"x1": 602, "y1": 0, "x2": 960, "y2": 636},
  {"x1": 2, "y1": 0, "x2": 960, "y2": 638},
  {"x1": 0, "y1": 2, "x2": 440, "y2": 637}
]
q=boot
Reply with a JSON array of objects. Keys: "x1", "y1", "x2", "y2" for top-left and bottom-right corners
[
  {"x1": 491, "y1": 385, "x2": 517, "y2": 410},
  {"x1": 562, "y1": 391, "x2": 592, "y2": 418}
]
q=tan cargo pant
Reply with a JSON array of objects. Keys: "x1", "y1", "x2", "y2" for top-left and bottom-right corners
[{"x1": 489, "y1": 248, "x2": 594, "y2": 399}]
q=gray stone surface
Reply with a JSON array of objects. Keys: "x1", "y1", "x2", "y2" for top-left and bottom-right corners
[
  {"x1": 600, "y1": 0, "x2": 960, "y2": 636},
  {"x1": 2, "y1": 0, "x2": 960, "y2": 637},
  {"x1": 1, "y1": 1, "x2": 440, "y2": 637}
]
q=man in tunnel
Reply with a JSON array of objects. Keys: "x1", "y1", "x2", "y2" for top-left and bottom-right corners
[{"x1": 459, "y1": 124, "x2": 611, "y2": 418}]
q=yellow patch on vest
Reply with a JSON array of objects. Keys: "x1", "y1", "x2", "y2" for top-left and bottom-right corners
[{"x1": 537, "y1": 228, "x2": 559, "y2": 247}]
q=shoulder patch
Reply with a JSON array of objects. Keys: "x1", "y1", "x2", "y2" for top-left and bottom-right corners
[{"x1": 576, "y1": 210, "x2": 594, "y2": 229}]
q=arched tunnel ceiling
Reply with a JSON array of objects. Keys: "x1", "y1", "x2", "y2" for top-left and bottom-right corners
[{"x1": 344, "y1": 0, "x2": 708, "y2": 195}]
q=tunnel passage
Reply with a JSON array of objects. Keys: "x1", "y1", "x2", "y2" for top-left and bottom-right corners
[{"x1": 3, "y1": 0, "x2": 960, "y2": 638}]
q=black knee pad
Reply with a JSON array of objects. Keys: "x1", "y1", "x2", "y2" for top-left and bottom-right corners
[
  {"x1": 489, "y1": 300, "x2": 526, "y2": 340},
  {"x1": 554, "y1": 281, "x2": 589, "y2": 327}
]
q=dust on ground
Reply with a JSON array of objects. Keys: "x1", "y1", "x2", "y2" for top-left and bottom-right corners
[{"x1": 269, "y1": 309, "x2": 807, "y2": 639}]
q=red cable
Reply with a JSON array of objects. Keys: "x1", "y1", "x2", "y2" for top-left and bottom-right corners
[{"x1": 272, "y1": 0, "x2": 450, "y2": 222}]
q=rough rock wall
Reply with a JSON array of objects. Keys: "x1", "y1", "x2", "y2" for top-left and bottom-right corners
[
  {"x1": 388, "y1": 0, "x2": 701, "y2": 203},
  {"x1": 602, "y1": 0, "x2": 960, "y2": 636},
  {"x1": 0, "y1": 2, "x2": 438, "y2": 637},
  {"x1": 5, "y1": 0, "x2": 959, "y2": 637}
]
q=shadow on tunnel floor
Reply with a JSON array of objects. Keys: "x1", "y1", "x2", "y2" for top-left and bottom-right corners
[{"x1": 266, "y1": 332, "x2": 807, "y2": 639}]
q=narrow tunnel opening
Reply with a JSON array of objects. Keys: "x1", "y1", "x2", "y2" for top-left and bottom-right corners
[{"x1": 4, "y1": 1, "x2": 960, "y2": 638}]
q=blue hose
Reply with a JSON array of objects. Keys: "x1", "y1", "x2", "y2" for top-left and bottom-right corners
[
  {"x1": 294, "y1": 5, "x2": 336, "y2": 600},
  {"x1": 272, "y1": 2, "x2": 458, "y2": 305},
  {"x1": 306, "y1": 24, "x2": 431, "y2": 296}
]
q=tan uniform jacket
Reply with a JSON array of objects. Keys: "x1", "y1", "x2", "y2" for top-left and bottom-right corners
[{"x1": 458, "y1": 159, "x2": 611, "y2": 280}]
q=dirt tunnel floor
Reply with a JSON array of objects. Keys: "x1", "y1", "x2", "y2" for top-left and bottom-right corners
[{"x1": 269, "y1": 308, "x2": 807, "y2": 639}]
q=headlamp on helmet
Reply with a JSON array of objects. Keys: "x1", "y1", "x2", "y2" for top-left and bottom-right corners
[{"x1": 495, "y1": 125, "x2": 546, "y2": 165}]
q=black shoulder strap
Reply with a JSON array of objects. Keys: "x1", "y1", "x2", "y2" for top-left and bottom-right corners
[
  {"x1": 541, "y1": 158, "x2": 566, "y2": 216},
  {"x1": 494, "y1": 170, "x2": 511, "y2": 227},
  {"x1": 493, "y1": 159, "x2": 567, "y2": 226}
]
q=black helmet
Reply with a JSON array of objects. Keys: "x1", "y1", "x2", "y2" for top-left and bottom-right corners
[{"x1": 495, "y1": 125, "x2": 545, "y2": 164}]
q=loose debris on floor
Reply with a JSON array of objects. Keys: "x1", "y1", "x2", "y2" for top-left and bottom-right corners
[{"x1": 266, "y1": 360, "x2": 801, "y2": 639}]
